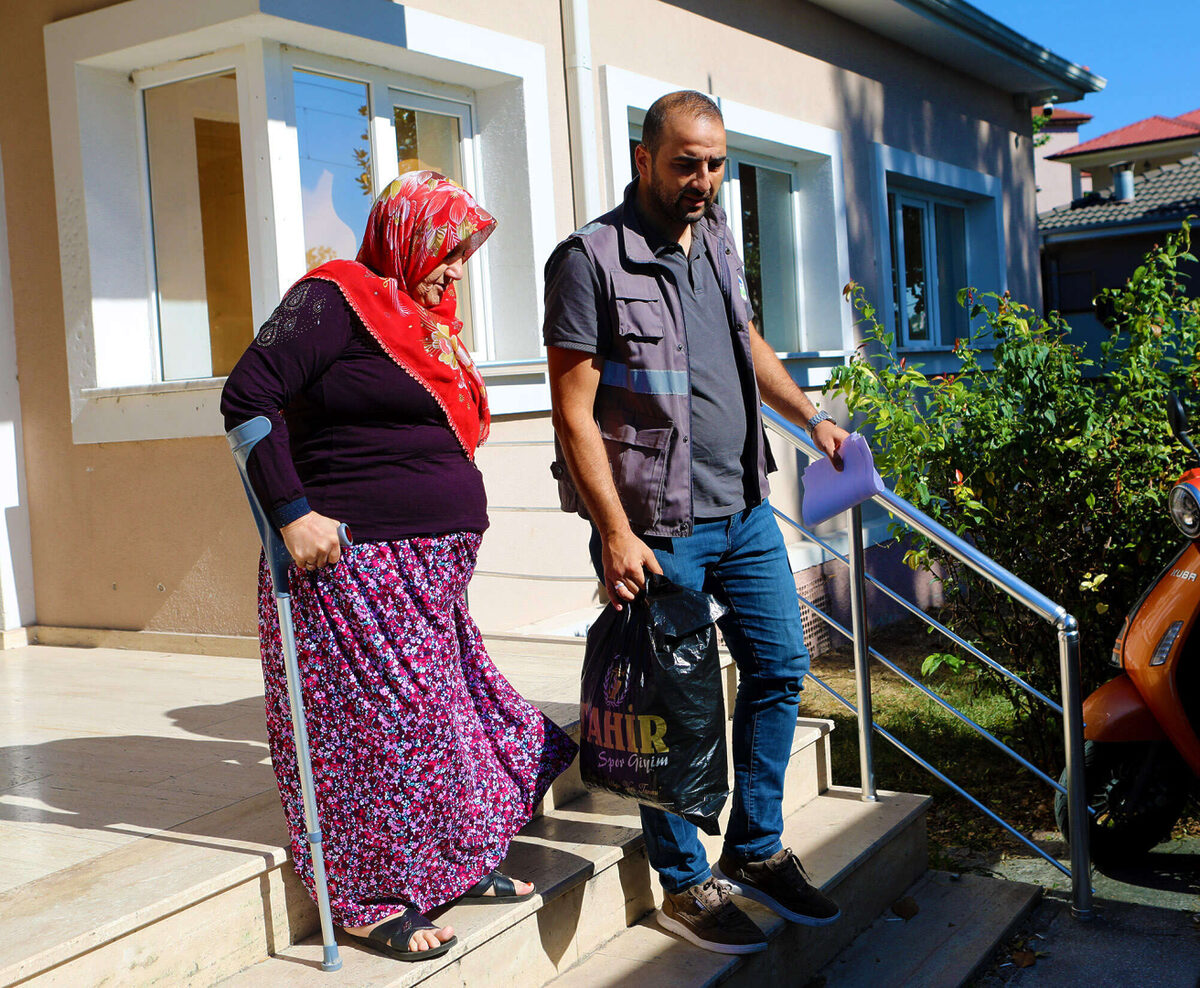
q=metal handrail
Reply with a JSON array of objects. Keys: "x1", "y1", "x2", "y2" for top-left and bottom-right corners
[
  {"x1": 797, "y1": 591, "x2": 1067, "y2": 797},
  {"x1": 774, "y1": 507, "x2": 1064, "y2": 714},
  {"x1": 762, "y1": 406, "x2": 1092, "y2": 920},
  {"x1": 805, "y1": 670, "x2": 1072, "y2": 877},
  {"x1": 762, "y1": 407, "x2": 1068, "y2": 626}
]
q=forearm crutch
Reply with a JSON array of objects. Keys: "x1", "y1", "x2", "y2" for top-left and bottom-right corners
[{"x1": 227, "y1": 415, "x2": 347, "y2": 973}]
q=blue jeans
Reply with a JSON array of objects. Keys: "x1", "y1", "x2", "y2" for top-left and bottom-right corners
[{"x1": 589, "y1": 499, "x2": 809, "y2": 893}]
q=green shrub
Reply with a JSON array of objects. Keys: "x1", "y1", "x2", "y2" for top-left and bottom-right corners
[{"x1": 825, "y1": 220, "x2": 1200, "y2": 758}]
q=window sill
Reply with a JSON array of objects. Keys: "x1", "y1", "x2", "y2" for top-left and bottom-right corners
[
  {"x1": 71, "y1": 362, "x2": 555, "y2": 444},
  {"x1": 72, "y1": 380, "x2": 227, "y2": 445},
  {"x1": 81, "y1": 377, "x2": 227, "y2": 400}
]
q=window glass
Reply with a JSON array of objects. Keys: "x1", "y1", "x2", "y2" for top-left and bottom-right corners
[
  {"x1": 739, "y1": 163, "x2": 800, "y2": 352},
  {"x1": 900, "y1": 203, "x2": 930, "y2": 343},
  {"x1": 293, "y1": 70, "x2": 374, "y2": 271},
  {"x1": 393, "y1": 98, "x2": 477, "y2": 351},
  {"x1": 935, "y1": 203, "x2": 968, "y2": 343},
  {"x1": 144, "y1": 72, "x2": 253, "y2": 381},
  {"x1": 394, "y1": 105, "x2": 463, "y2": 185}
]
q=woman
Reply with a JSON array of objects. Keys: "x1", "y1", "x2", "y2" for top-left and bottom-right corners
[{"x1": 221, "y1": 171, "x2": 576, "y2": 962}]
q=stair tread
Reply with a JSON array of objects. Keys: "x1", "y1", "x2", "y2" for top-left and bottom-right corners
[
  {"x1": 214, "y1": 718, "x2": 833, "y2": 986},
  {"x1": 0, "y1": 789, "x2": 288, "y2": 985},
  {"x1": 815, "y1": 870, "x2": 1041, "y2": 987},
  {"x1": 548, "y1": 787, "x2": 934, "y2": 986},
  {"x1": 0, "y1": 637, "x2": 586, "y2": 984},
  {"x1": 236, "y1": 788, "x2": 928, "y2": 988}
]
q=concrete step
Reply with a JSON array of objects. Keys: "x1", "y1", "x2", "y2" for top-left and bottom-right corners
[
  {"x1": 547, "y1": 786, "x2": 932, "y2": 987},
  {"x1": 814, "y1": 870, "x2": 1042, "y2": 987},
  {"x1": 0, "y1": 627, "x2": 842, "y2": 988},
  {"x1": 215, "y1": 719, "x2": 834, "y2": 987}
]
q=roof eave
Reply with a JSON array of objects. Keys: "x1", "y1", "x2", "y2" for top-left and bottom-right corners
[
  {"x1": 1040, "y1": 217, "x2": 1194, "y2": 243},
  {"x1": 1048, "y1": 135, "x2": 1200, "y2": 164},
  {"x1": 807, "y1": 0, "x2": 1105, "y2": 103}
]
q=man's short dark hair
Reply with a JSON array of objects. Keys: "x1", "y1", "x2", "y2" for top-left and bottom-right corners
[{"x1": 641, "y1": 91, "x2": 723, "y2": 155}]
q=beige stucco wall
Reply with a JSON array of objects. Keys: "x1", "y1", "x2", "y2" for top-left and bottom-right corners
[
  {"x1": 4, "y1": 0, "x2": 578, "y2": 639},
  {"x1": 589, "y1": 0, "x2": 1040, "y2": 309},
  {"x1": 6, "y1": 0, "x2": 1042, "y2": 640},
  {"x1": 1036, "y1": 124, "x2": 1089, "y2": 213}
]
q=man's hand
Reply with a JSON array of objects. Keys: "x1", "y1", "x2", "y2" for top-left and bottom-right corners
[
  {"x1": 812, "y1": 419, "x2": 850, "y2": 471},
  {"x1": 748, "y1": 325, "x2": 851, "y2": 471},
  {"x1": 281, "y1": 511, "x2": 343, "y2": 571},
  {"x1": 601, "y1": 529, "x2": 664, "y2": 611}
]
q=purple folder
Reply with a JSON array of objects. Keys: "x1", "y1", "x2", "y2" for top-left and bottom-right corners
[{"x1": 801, "y1": 432, "x2": 885, "y2": 527}]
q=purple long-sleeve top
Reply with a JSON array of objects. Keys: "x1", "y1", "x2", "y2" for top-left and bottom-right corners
[{"x1": 220, "y1": 279, "x2": 488, "y2": 541}]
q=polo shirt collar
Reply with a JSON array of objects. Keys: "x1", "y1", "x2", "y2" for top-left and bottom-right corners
[{"x1": 618, "y1": 179, "x2": 724, "y2": 265}]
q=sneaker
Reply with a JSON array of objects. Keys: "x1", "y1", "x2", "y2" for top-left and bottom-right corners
[
  {"x1": 656, "y1": 876, "x2": 768, "y2": 954},
  {"x1": 713, "y1": 848, "x2": 841, "y2": 926}
]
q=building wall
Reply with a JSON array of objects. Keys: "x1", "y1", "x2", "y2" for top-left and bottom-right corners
[
  {"x1": 1036, "y1": 122, "x2": 1088, "y2": 213},
  {"x1": 6, "y1": 0, "x2": 1043, "y2": 640},
  {"x1": 0, "y1": 143, "x2": 37, "y2": 634}
]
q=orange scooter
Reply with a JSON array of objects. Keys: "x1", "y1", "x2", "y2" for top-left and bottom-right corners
[{"x1": 1056, "y1": 394, "x2": 1200, "y2": 861}]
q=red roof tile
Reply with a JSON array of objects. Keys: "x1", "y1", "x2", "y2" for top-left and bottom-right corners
[
  {"x1": 1050, "y1": 114, "x2": 1200, "y2": 159},
  {"x1": 1177, "y1": 108, "x2": 1200, "y2": 127}
]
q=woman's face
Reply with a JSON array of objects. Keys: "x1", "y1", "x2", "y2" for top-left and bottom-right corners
[{"x1": 412, "y1": 243, "x2": 467, "y2": 308}]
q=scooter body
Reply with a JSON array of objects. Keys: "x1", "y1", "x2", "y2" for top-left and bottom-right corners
[
  {"x1": 1086, "y1": 540, "x2": 1200, "y2": 777},
  {"x1": 1057, "y1": 396, "x2": 1200, "y2": 859}
]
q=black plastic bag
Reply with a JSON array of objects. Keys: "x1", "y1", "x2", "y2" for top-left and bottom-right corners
[{"x1": 579, "y1": 573, "x2": 729, "y2": 834}]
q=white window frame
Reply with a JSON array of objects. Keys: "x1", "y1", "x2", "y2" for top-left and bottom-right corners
[
  {"x1": 603, "y1": 67, "x2": 852, "y2": 385},
  {"x1": 387, "y1": 87, "x2": 495, "y2": 361},
  {"x1": 44, "y1": 0, "x2": 555, "y2": 443},
  {"x1": 872, "y1": 144, "x2": 1005, "y2": 354},
  {"x1": 134, "y1": 51, "x2": 253, "y2": 385},
  {"x1": 888, "y1": 188, "x2": 971, "y2": 350},
  {"x1": 284, "y1": 52, "x2": 496, "y2": 361},
  {"x1": 722, "y1": 150, "x2": 805, "y2": 355}
]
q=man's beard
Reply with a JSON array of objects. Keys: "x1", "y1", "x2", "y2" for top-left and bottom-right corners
[{"x1": 648, "y1": 170, "x2": 712, "y2": 225}]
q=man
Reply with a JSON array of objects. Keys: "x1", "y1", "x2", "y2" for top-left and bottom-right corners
[{"x1": 543, "y1": 90, "x2": 849, "y2": 955}]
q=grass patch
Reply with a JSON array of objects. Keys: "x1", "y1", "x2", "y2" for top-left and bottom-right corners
[{"x1": 800, "y1": 618, "x2": 1199, "y2": 862}]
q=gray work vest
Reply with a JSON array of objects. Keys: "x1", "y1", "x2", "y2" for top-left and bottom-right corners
[{"x1": 548, "y1": 181, "x2": 774, "y2": 538}]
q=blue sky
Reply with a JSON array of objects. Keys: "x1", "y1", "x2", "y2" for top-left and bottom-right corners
[{"x1": 971, "y1": 0, "x2": 1200, "y2": 140}]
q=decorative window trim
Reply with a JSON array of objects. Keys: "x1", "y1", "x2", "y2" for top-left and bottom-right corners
[
  {"x1": 599, "y1": 65, "x2": 854, "y2": 382},
  {"x1": 871, "y1": 143, "x2": 1006, "y2": 353},
  {"x1": 45, "y1": 0, "x2": 555, "y2": 443}
]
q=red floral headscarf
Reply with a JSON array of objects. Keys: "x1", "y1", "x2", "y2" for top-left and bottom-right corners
[{"x1": 302, "y1": 171, "x2": 496, "y2": 457}]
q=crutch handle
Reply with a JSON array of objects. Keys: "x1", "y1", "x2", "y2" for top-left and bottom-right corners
[{"x1": 337, "y1": 523, "x2": 353, "y2": 548}]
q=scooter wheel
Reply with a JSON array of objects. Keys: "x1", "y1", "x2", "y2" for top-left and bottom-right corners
[{"x1": 1055, "y1": 739, "x2": 1190, "y2": 863}]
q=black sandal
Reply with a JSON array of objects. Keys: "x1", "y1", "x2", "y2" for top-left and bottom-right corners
[
  {"x1": 462, "y1": 870, "x2": 536, "y2": 903},
  {"x1": 342, "y1": 907, "x2": 457, "y2": 962}
]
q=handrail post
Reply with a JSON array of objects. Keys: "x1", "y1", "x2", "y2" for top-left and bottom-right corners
[
  {"x1": 847, "y1": 503, "x2": 877, "y2": 800},
  {"x1": 1058, "y1": 614, "x2": 1093, "y2": 919}
]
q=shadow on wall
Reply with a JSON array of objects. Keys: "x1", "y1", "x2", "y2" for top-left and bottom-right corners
[{"x1": 662, "y1": 0, "x2": 1038, "y2": 308}]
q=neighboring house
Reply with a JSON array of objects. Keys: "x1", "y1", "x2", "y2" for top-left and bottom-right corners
[
  {"x1": 1046, "y1": 108, "x2": 1200, "y2": 200},
  {"x1": 1040, "y1": 118, "x2": 1200, "y2": 364},
  {"x1": 0, "y1": 0, "x2": 1101, "y2": 646},
  {"x1": 1033, "y1": 106, "x2": 1093, "y2": 213}
]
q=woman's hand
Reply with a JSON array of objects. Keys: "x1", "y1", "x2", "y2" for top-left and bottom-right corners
[{"x1": 281, "y1": 511, "x2": 343, "y2": 571}]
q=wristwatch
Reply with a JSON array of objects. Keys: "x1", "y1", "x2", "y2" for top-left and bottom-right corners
[{"x1": 807, "y1": 409, "x2": 834, "y2": 437}]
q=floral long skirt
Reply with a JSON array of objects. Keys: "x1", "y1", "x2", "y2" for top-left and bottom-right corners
[{"x1": 256, "y1": 533, "x2": 577, "y2": 927}]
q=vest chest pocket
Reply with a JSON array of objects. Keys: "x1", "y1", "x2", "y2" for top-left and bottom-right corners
[
  {"x1": 611, "y1": 273, "x2": 665, "y2": 341},
  {"x1": 599, "y1": 421, "x2": 674, "y2": 530}
]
